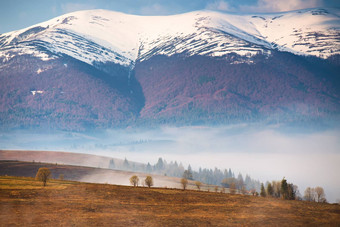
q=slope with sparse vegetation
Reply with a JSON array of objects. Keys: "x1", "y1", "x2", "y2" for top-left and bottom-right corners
[{"x1": 0, "y1": 176, "x2": 339, "y2": 226}]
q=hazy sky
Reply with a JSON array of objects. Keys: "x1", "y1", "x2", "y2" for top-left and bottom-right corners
[{"x1": 0, "y1": 0, "x2": 339, "y2": 34}]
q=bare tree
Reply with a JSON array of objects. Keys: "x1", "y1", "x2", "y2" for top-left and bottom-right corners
[
  {"x1": 130, "y1": 175, "x2": 139, "y2": 187},
  {"x1": 272, "y1": 181, "x2": 281, "y2": 198},
  {"x1": 195, "y1": 181, "x2": 202, "y2": 191},
  {"x1": 315, "y1": 186, "x2": 326, "y2": 203},
  {"x1": 304, "y1": 187, "x2": 315, "y2": 202},
  {"x1": 181, "y1": 178, "x2": 188, "y2": 190},
  {"x1": 214, "y1": 186, "x2": 219, "y2": 192},
  {"x1": 35, "y1": 167, "x2": 51, "y2": 186},
  {"x1": 144, "y1": 176, "x2": 153, "y2": 188}
]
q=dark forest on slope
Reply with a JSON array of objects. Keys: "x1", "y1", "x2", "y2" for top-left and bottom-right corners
[{"x1": 1, "y1": 52, "x2": 339, "y2": 131}]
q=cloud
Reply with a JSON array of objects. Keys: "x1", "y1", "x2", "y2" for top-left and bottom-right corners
[
  {"x1": 241, "y1": 0, "x2": 323, "y2": 13},
  {"x1": 61, "y1": 3, "x2": 96, "y2": 14},
  {"x1": 140, "y1": 3, "x2": 170, "y2": 15},
  {"x1": 206, "y1": 1, "x2": 233, "y2": 11},
  {"x1": 206, "y1": 0, "x2": 323, "y2": 13}
]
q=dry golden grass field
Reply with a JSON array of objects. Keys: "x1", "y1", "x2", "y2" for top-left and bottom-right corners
[
  {"x1": 0, "y1": 160, "x2": 206, "y2": 190},
  {"x1": 1, "y1": 176, "x2": 340, "y2": 226}
]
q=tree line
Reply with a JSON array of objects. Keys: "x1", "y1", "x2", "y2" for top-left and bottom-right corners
[
  {"x1": 259, "y1": 178, "x2": 299, "y2": 200},
  {"x1": 109, "y1": 157, "x2": 261, "y2": 192},
  {"x1": 304, "y1": 186, "x2": 326, "y2": 203},
  {"x1": 34, "y1": 165, "x2": 328, "y2": 204}
]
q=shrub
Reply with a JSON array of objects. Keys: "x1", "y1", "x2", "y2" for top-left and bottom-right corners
[
  {"x1": 35, "y1": 167, "x2": 51, "y2": 186},
  {"x1": 130, "y1": 175, "x2": 139, "y2": 187},
  {"x1": 181, "y1": 178, "x2": 188, "y2": 190},
  {"x1": 195, "y1": 181, "x2": 202, "y2": 190},
  {"x1": 145, "y1": 176, "x2": 153, "y2": 188}
]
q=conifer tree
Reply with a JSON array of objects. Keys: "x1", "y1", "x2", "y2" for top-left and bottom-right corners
[
  {"x1": 260, "y1": 183, "x2": 266, "y2": 197},
  {"x1": 155, "y1": 157, "x2": 164, "y2": 170},
  {"x1": 123, "y1": 158, "x2": 129, "y2": 170},
  {"x1": 183, "y1": 169, "x2": 193, "y2": 180},
  {"x1": 146, "y1": 162, "x2": 152, "y2": 172},
  {"x1": 267, "y1": 182, "x2": 273, "y2": 197},
  {"x1": 109, "y1": 159, "x2": 115, "y2": 169},
  {"x1": 281, "y1": 177, "x2": 288, "y2": 199}
]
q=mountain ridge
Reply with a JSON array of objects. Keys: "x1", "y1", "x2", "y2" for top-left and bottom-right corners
[
  {"x1": 0, "y1": 8, "x2": 339, "y2": 130},
  {"x1": 1, "y1": 7, "x2": 339, "y2": 66}
]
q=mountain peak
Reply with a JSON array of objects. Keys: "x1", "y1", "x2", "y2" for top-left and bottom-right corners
[
  {"x1": 0, "y1": 8, "x2": 339, "y2": 130},
  {"x1": 1, "y1": 8, "x2": 340, "y2": 67}
]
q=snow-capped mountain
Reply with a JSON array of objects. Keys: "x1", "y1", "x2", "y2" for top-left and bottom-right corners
[
  {"x1": 0, "y1": 8, "x2": 339, "y2": 130},
  {"x1": 1, "y1": 8, "x2": 339, "y2": 67}
]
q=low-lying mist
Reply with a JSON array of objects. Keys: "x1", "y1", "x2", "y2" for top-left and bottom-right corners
[{"x1": 1, "y1": 124, "x2": 339, "y2": 202}]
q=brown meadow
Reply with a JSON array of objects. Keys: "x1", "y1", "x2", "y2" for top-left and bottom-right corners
[{"x1": 0, "y1": 176, "x2": 339, "y2": 226}]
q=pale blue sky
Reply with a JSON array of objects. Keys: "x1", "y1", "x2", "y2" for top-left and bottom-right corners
[{"x1": 0, "y1": 0, "x2": 339, "y2": 34}]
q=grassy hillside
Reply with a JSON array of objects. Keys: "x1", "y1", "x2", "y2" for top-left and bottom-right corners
[
  {"x1": 0, "y1": 150, "x2": 156, "y2": 177},
  {"x1": 0, "y1": 176, "x2": 339, "y2": 226},
  {"x1": 0, "y1": 161, "x2": 211, "y2": 190},
  {"x1": 0, "y1": 150, "x2": 124, "y2": 169}
]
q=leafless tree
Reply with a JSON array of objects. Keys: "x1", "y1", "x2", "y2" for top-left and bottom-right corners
[
  {"x1": 272, "y1": 181, "x2": 281, "y2": 198},
  {"x1": 315, "y1": 186, "x2": 326, "y2": 203},
  {"x1": 304, "y1": 187, "x2": 315, "y2": 202}
]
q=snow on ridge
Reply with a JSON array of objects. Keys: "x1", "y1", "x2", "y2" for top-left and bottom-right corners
[
  {"x1": 0, "y1": 8, "x2": 339, "y2": 67},
  {"x1": 247, "y1": 8, "x2": 340, "y2": 57}
]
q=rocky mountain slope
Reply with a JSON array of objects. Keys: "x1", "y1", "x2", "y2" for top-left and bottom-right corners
[{"x1": 0, "y1": 8, "x2": 339, "y2": 130}]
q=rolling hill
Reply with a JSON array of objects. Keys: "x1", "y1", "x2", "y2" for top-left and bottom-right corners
[{"x1": 0, "y1": 160, "x2": 189, "y2": 189}]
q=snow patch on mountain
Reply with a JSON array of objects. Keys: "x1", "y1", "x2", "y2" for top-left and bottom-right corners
[
  {"x1": 0, "y1": 8, "x2": 339, "y2": 67},
  {"x1": 249, "y1": 8, "x2": 340, "y2": 57}
]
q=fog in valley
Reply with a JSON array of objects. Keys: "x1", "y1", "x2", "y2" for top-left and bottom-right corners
[{"x1": 1, "y1": 124, "x2": 339, "y2": 202}]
